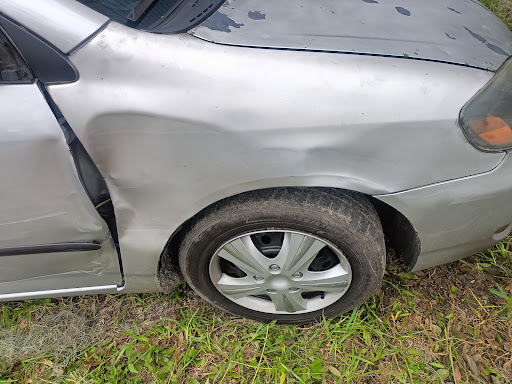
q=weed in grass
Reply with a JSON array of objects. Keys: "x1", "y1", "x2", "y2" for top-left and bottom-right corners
[{"x1": 490, "y1": 283, "x2": 512, "y2": 318}]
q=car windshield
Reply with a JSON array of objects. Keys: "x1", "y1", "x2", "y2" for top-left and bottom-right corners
[{"x1": 76, "y1": 0, "x2": 181, "y2": 30}]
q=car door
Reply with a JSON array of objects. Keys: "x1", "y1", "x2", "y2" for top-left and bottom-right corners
[{"x1": 0, "y1": 22, "x2": 122, "y2": 299}]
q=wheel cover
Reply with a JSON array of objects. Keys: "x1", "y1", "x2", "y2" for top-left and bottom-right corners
[{"x1": 209, "y1": 229, "x2": 352, "y2": 315}]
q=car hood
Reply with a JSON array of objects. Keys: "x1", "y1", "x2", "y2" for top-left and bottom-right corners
[{"x1": 189, "y1": 0, "x2": 512, "y2": 71}]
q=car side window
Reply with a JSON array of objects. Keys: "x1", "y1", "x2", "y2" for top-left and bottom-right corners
[{"x1": 0, "y1": 27, "x2": 32, "y2": 83}]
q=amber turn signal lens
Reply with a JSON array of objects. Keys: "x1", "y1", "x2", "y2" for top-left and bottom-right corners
[
  {"x1": 469, "y1": 117, "x2": 512, "y2": 146},
  {"x1": 460, "y1": 58, "x2": 512, "y2": 151}
]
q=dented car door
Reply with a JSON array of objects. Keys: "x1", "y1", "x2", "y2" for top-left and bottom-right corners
[{"x1": 0, "y1": 26, "x2": 122, "y2": 299}]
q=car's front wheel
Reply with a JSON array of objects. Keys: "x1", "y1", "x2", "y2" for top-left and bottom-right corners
[{"x1": 178, "y1": 188, "x2": 385, "y2": 324}]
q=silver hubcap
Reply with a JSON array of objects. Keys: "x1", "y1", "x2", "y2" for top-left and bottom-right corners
[{"x1": 209, "y1": 230, "x2": 352, "y2": 314}]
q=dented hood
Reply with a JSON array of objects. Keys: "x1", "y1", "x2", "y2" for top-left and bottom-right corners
[{"x1": 190, "y1": 0, "x2": 512, "y2": 71}]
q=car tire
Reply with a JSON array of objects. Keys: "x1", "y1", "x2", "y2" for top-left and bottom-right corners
[{"x1": 178, "y1": 187, "x2": 386, "y2": 324}]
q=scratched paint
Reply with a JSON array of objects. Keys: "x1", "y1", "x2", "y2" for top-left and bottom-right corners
[
  {"x1": 191, "y1": 0, "x2": 512, "y2": 70},
  {"x1": 464, "y1": 26, "x2": 509, "y2": 55},
  {"x1": 248, "y1": 10, "x2": 266, "y2": 20},
  {"x1": 201, "y1": 11, "x2": 244, "y2": 32},
  {"x1": 395, "y1": 6, "x2": 411, "y2": 16}
]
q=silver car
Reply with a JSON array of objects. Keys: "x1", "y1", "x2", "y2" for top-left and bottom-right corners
[{"x1": 0, "y1": 0, "x2": 511, "y2": 323}]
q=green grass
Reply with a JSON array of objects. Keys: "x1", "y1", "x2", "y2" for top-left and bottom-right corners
[
  {"x1": 0, "y1": 238, "x2": 511, "y2": 383},
  {"x1": 481, "y1": 0, "x2": 512, "y2": 28},
  {"x1": 2, "y1": 2, "x2": 512, "y2": 383}
]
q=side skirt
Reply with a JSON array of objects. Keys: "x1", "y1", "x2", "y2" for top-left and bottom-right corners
[{"x1": 0, "y1": 283, "x2": 124, "y2": 301}]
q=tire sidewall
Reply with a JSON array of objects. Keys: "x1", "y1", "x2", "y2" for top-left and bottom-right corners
[{"x1": 179, "y1": 194, "x2": 384, "y2": 324}]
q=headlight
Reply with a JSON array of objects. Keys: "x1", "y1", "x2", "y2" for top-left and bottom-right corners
[{"x1": 460, "y1": 57, "x2": 512, "y2": 152}]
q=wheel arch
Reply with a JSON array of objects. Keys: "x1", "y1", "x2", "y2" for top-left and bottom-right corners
[{"x1": 157, "y1": 186, "x2": 420, "y2": 292}]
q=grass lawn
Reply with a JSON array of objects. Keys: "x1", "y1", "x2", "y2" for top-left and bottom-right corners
[
  {"x1": 484, "y1": 0, "x2": 512, "y2": 29},
  {"x1": 2, "y1": 1, "x2": 512, "y2": 383},
  {"x1": 2, "y1": 240, "x2": 512, "y2": 383}
]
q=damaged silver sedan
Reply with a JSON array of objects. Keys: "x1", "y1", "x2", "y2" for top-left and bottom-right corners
[{"x1": 0, "y1": 0, "x2": 511, "y2": 323}]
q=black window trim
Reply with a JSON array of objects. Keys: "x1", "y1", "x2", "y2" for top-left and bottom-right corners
[{"x1": 0, "y1": 12, "x2": 78, "y2": 85}]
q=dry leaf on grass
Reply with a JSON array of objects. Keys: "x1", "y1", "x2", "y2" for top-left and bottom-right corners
[
  {"x1": 454, "y1": 364, "x2": 462, "y2": 383},
  {"x1": 327, "y1": 365, "x2": 342, "y2": 377},
  {"x1": 464, "y1": 353, "x2": 479, "y2": 376},
  {"x1": 243, "y1": 344, "x2": 253, "y2": 359}
]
